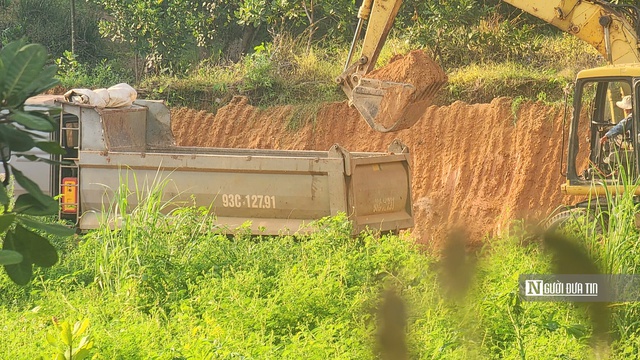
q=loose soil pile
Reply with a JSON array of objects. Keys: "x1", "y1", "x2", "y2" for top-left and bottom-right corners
[
  {"x1": 171, "y1": 51, "x2": 571, "y2": 247},
  {"x1": 367, "y1": 50, "x2": 448, "y2": 131}
]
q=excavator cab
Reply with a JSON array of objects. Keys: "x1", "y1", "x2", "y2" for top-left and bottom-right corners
[{"x1": 564, "y1": 66, "x2": 640, "y2": 196}]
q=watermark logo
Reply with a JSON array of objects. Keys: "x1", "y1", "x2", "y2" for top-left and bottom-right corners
[
  {"x1": 524, "y1": 279, "x2": 598, "y2": 298},
  {"x1": 520, "y1": 274, "x2": 640, "y2": 302}
]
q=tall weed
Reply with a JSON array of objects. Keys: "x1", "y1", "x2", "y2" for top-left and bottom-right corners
[{"x1": 577, "y1": 166, "x2": 640, "y2": 355}]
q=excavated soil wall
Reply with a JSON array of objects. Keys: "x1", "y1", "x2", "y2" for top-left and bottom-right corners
[
  {"x1": 171, "y1": 97, "x2": 570, "y2": 246},
  {"x1": 170, "y1": 50, "x2": 573, "y2": 246}
]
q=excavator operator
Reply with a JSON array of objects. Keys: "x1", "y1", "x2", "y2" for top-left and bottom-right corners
[{"x1": 600, "y1": 95, "x2": 634, "y2": 145}]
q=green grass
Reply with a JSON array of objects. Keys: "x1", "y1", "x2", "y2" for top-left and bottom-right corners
[
  {"x1": 547, "y1": 166, "x2": 640, "y2": 358},
  {"x1": 1, "y1": 215, "x2": 599, "y2": 359},
  {"x1": 444, "y1": 62, "x2": 570, "y2": 105},
  {"x1": 0, "y1": 176, "x2": 622, "y2": 359}
]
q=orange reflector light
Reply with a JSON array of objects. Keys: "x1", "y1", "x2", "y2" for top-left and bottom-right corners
[{"x1": 61, "y1": 177, "x2": 77, "y2": 214}]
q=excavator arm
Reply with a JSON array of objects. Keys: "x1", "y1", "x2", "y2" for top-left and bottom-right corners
[
  {"x1": 336, "y1": 0, "x2": 447, "y2": 133},
  {"x1": 503, "y1": 0, "x2": 640, "y2": 65},
  {"x1": 339, "y1": 0, "x2": 640, "y2": 133}
]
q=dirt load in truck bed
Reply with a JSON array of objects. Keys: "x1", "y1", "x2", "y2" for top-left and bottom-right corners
[{"x1": 171, "y1": 52, "x2": 568, "y2": 248}]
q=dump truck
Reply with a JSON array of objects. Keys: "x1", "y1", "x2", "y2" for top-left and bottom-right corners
[{"x1": 23, "y1": 99, "x2": 413, "y2": 235}]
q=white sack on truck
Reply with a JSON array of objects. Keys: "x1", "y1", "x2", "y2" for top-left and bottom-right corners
[
  {"x1": 63, "y1": 88, "x2": 108, "y2": 108},
  {"x1": 63, "y1": 83, "x2": 137, "y2": 108}
]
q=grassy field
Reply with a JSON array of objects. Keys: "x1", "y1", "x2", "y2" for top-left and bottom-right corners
[
  {"x1": 0, "y1": 217, "x2": 589, "y2": 359},
  {"x1": 3, "y1": 180, "x2": 639, "y2": 359}
]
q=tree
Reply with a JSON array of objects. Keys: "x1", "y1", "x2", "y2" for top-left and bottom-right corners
[
  {"x1": 92, "y1": 0, "x2": 241, "y2": 73},
  {"x1": 1, "y1": 0, "x2": 105, "y2": 63},
  {"x1": 0, "y1": 39, "x2": 74, "y2": 285},
  {"x1": 235, "y1": 0, "x2": 356, "y2": 52},
  {"x1": 92, "y1": 0, "x2": 358, "y2": 71}
]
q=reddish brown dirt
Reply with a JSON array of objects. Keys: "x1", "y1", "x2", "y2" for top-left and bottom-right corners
[
  {"x1": 171, "y1": 51, "x2": 571, "y2": 247},
  {"x1": 367, "y1": 50, "x2": 448, "y2": 130}
]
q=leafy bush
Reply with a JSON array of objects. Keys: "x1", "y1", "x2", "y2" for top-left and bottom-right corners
[
  {"x1": 0, "y1": 200, "x2": 602, "y2": 359},
  {"x1": 55, "y1": 51, "x2": 134, "y2": 89},
  {"x1": 0, "y1": 40, "x2": 75, "y2": 285}
]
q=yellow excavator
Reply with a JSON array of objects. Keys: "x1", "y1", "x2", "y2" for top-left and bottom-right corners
[{"x1": 337, "y1": 0, "x2": 640, "y2": 225}]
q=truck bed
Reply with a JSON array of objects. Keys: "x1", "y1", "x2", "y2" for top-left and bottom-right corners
[{"x1": 58, "y1": 100, "x2": 414, "y2": 235}]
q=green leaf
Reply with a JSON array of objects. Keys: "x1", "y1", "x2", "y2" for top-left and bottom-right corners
[
  {"x1": 12, "y1": 167, "x2": 51, "y2": 206},
  {"x1": 18, "y1": 216, "x2": 74, "y2": 237},
  {"x1": 45, "y1": 332, "x2": 57, "y2": 345},
  {"x1": 0, "y1": 40, "x2": 25, "y2": 93},
  {"x1": 23, "y1": 109, "x2": 59, "y2": 130},
  {"x1": 0, "y1": 250, "x2": 23, "y2": 265},
  {"x1": 73, "y1": 348, "x2": 92, "y2": 360},
  {"x1": 9, "y1": 110, "x2": 55, "y2": 131},
  {"x1": 3, "y1": 43, "x2": 49, "y2": 107},
  {"x1": 73, "y1": 347, "x2": 92, "y2": 360},
  {"x1": 14, "y1": 193, "x2": 58, "y2": 216},
  {"x1": 15, "y1": 154, "x2": 66, "y2": 166},
  {"x1": 60, "y1": 321, "x2": 73, "y2": 347},
  {"x1": 35, "y1": 141, "x2": 66, "y2": 155},
  {"x1": 73, "y1": 319, "x2": 90, "y2": 338},
  {"x1": 0, "y1": 213, "x2": 16, "y2": 233},
  {"x1": 0, "y1": 182, "x2": 10, "y2": 207},
  {"x1": 2, "y1": 231, "x2": 32, "y2": 285},
  {"x1": 24, "y1": 64, "x2": 59, "y2": 96},
  {"x1": 565, "y1": 324, "x2": 588, "y2": 339},
  {"x1": 16, "y1": 224, "x2": 58, "y2": 267},
  {"x1": 0, "y1": 124, "x2": 36, "y2": 152}
]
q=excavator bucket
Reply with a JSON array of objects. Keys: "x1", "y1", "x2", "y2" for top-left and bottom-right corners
[{"x1": 342, "y1": 51, "x2": 447, "y2": 133}]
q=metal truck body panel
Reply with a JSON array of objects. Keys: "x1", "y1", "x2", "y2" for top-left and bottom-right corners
[
  {"x1": 5, "y1": 104, "x2": 55, "y2": 197},
  {"x1": 56, "y1": 100, "x2": 413, "y2": 235},
  {"x1": 10, "y1": 151, "x2": 52, "y2": 197}
]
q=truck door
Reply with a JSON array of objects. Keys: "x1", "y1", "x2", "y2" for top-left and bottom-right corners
[{"x1": 568, "y1": 78, "x2": 635, "y2": 183}]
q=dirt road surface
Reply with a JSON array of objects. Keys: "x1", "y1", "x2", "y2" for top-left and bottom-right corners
[{"x1": 171, "y1": 51, "x2": 572, "y2": 247}]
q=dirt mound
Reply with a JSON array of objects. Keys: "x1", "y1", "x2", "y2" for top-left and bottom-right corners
[{"x1": 359, "y1": 49, "x2": 448, "y2": 131}]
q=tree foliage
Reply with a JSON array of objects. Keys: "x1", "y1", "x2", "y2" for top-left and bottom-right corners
[
  {"x1": 92, "y1": 0, "x2": 242, "y2": 73},
  {"x1": 394, "y1": 0, "x2": 556, "y2": 68},
  {"x1": 87, "y1": 0, "x2": 581, "y2": 74},
  {"x1": 0, "y1": 40, "x2": 74, "y2": 285},
  {"x1": 0, "y1": 0, "x2": 105, "y2": 63},
  {"x1": 91, "y1": 0, "x2": 358, "y2": 73}
]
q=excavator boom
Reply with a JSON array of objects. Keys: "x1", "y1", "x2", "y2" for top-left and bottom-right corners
[
  {"x1": 339, "y1": 0, "x2": 640, "y2": 133},
  {"x1": 503, "y1": 0, "x2": 640, "y2": 65}
]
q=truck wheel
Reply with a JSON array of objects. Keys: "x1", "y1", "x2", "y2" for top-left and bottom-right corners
[{"x1": 545, "y1": 208, "x2": 604, "y2": 236}]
